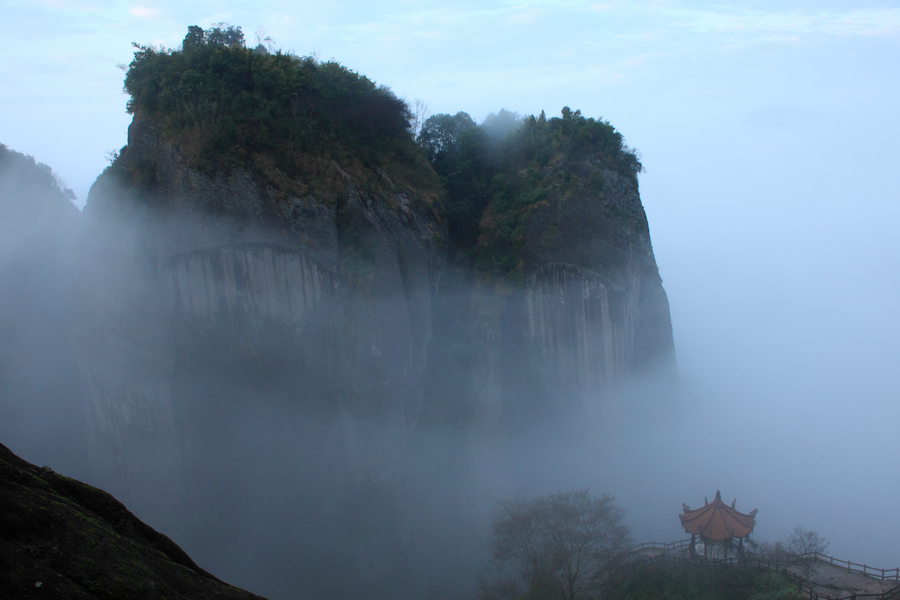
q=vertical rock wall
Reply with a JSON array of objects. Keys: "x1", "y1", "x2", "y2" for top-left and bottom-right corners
[
  {"x1": 444, "y1": 163, "x2": 675, "y2": 437},
  {"x1": 525, "y1": 263, "x2": 633, "y2": 419},
  {"x1": 67, "y1": 115, "x2": 449, "y2": 597}
]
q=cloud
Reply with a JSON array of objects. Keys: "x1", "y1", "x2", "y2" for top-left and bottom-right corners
[
  {"x1": 129, "y1": 6, "x2": 160, "y2": 19},
  {"x1": 329, "y1": 3, "x2": 525, "y2": 45},
  {"x1": 657, "y1": 6, "x2": 900, "y2": 41},
  {"x1": 577, "y1": 3, "x2": 900, "y2": 48}
]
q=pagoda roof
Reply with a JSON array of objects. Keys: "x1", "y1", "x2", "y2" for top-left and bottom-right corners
[{"x1": 679, "y1": 490, "x2": 757, "y2": 541}]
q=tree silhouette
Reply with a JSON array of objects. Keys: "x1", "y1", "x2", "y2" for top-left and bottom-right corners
[
  {"x1": 787, "y1": 525, "x2": 828, "y2": 586},
  {"x1": 486, "y1": 489, "x2": 630, "y2": 600}
]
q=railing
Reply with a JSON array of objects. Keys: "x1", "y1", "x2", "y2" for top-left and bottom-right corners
[
  {"x1": 626, "y1": 538, "x2": 693, "y2": 553},
  {"x1": 814, "y1": 553, "x2": 900, "y2": 582},
  {"x1": 741, "y1": 552, "x2": 900, "y2": 582},
  {"x1": 607, "y1": 542, "x2": 900, "y2": 600}
]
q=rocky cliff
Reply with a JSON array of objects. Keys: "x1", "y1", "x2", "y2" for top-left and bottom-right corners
[
  {"x1": 420, "y1": 125, "x2": 674, "y2": 437},
  {"x1": 1, "y1": 32, "x2": 674, "y2": 600},
  {"x1": 66, "y1": 109, "x2": 448, "y2": 597},
  {"x1": 516, "y1": 163, "x2": 675, "y2": 421},
  {"x1": 61, "y1": 104, "x2": 673, "y2": 597}
]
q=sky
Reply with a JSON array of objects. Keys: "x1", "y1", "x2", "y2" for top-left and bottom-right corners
[{"x1": 3, "y1": 0, "x2": 900, "y2": 568}]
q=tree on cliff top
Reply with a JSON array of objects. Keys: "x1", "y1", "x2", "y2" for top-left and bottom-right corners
[
  {"x1": 416, "y1": 107, "x2": 643, "y2": 277},
  {"x1": 181, "y1": 23, "x2": 246, "y2": 50},
  {"x1": 121, "y1": 25, "x2": 434, "y2": 197},
  {"x1": 483, "y1": 489, "x2": 630, "y2": 600}
]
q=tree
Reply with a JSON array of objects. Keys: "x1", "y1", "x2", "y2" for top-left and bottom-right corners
[
  {"x1": 481, "y1": 109, "x2": 522, "y2": 144},
  {"x1": 416, "y1": 111, "x2": 479, "y2": 163},
  {"x1": 182, "y1": 25, "x2": 205, "y2": 49},
  {"x1": 182, "y1": 23, "x2": 244, "y2": 50},
  {"x1": 206, "y1": 23, "x2": 244, "y2": 47},
  {"x1": 407, "y1": 98, "x2": 429, "y2": 138},
  {"x1": 254, "y1": 26, "x2": 275, "y2": 53},
  {"x1": 787, "y1": 525, "x2": 828, "y2": 585},
  {"x1": 487, "y1": 489, "x2": 630, "y2": 600},
  {"x1": 124, "y1": 25, "x2": 424, "y2": 180}
]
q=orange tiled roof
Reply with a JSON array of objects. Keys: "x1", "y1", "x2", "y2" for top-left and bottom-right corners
[{"x1": 679, "y1": 490, "x2": 757, "y2": 541}]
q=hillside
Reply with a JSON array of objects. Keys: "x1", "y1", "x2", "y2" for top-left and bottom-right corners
[{"x1": 0, "y1": 442, "x2": 265, "y2": 599}]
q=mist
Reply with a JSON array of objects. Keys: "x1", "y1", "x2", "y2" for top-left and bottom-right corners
[
  {"x1": 3, "y1": 3, "x2": 900, "y2": 599},
  {"x1": 634, "y1": 80, "x2": 900, "y2": 564},
  {"x1": 3, "y1": 105, "x2": 899, "y2": 597}
]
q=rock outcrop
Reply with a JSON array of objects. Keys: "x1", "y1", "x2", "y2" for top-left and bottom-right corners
[
  {"x1": 424, "y1": 160, "x2": 674, "y2": 436},
  {"x1": 0, "y1": 442, "x2": 265, "y2": 600},
  {"x1": 515, "y1": 164, "x2": 675, "y2": 420}
]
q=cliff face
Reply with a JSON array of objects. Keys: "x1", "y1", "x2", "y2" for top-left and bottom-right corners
[
  {"x1": 423, "y1": 161, "x2": 674, "y2": 435},
  {"x1": 68, "y1": 114, "x2": 448, "y2": 597},
  {"x1": 518, "y1": 164, "x2": 675, "y2": 418},
  {"x1": 75, "y1": 114, "x2": 442, "y2": 426}
]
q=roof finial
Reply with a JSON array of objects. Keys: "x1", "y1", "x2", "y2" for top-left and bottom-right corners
[{"x1": 715, "y1": 490, "x2": 722, "y2": 500}]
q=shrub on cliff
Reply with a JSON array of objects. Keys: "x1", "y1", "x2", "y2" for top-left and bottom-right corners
[
  {"x1": 122, "y1": 25, "x2": 433, "y2": 195},
  {"x1": 417, "y1": 112, "x2": 492, "y2": 249},
  {"x1": 419, "y1": 107, "x2": 643, "y2": 278}
]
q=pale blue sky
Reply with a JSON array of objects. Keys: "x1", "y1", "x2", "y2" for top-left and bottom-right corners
[
  {"x1": 3, "y1": 1, "x2": 897, "y2": 204},
  {"x1": 3, "y1": 0, "x2": 900, "y2": 565}
]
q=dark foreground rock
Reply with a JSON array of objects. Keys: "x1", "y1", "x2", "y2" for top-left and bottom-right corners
[{"x1": 0, "y1": 442, "x2": 265, "y2": 600}]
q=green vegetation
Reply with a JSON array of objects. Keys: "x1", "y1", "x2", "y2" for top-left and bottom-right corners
[
  {"x1": 119, "y1": 24, "x2": 642, "y2": 280},
  {"x1": 0, "y1": 144, "x2": 77, "y2": 205},
  {"x1": 417, "y1": 107, "x2": 642, "y2": 279},
  {"x1": 122, "y1": 24, "x2": 437, "y2": 201},
  {"x1": 417, "y1": 111, "x2": 492, "y2": 250},
  {"x1": 606, "y1": 564, "x2": 801, "y2": 600}
]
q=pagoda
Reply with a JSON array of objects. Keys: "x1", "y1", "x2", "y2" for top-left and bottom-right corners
[{"x1": 679, "y1": 490, "x2": 757, "y2": 558}]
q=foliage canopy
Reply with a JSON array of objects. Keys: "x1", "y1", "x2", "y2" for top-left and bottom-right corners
[
  {"x1": 122, "y1": 24, "x2": 429, "y2": 191},
  {"x1": 119, "y1": 24, "x2": 643, "y2": 271},
  {"x1": 417, "y1": 107, "x2": 643, "y2": 278}
]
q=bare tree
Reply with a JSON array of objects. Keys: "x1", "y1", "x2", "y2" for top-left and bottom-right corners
[
  {"x1": 408, "y1": 98, "x2": 429, "y2": 139},
  {"x1": 488, "y1": 489, "x2": 630, "y2": 600},
  {"x1": 755, "y1": 539, "x2": 790, "y2": 556},
  {"x1": 787, "y1": 525, "x2": 828, "y2": 585},
  {"x1": 255, "y1": 26, "x2": 275, "y2": 53}
]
